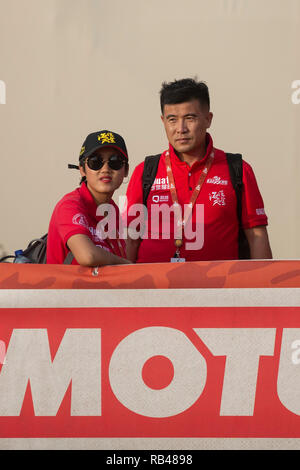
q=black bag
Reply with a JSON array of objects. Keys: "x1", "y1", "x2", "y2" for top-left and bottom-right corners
[
  {"x1": 0, "y1": 234, "x2": 74, "y2": 264},
  {"x1": 23, "y1": 234, "x2": 48, "y2": 263},
  {"x1": 142, "y1": 152, "x2": 250, "y2": 259}
]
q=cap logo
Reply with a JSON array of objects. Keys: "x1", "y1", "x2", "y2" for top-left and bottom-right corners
[
  {"x1": 97, "y1": 132, "x2": 116, "y2": 144},
  {"x1": 80, "y1": 146, "x2": 85, "y2": 156}
]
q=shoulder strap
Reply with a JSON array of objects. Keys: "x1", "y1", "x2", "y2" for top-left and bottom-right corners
[
  {"x1": 226, "y1": 153, "x2": 250, "y2": 259},
  {"x1": 63, "y1": 251, "x2": 74, "y2": 265},
  {"x1": 142, "y1": 154, "x2": 161, "y2": 206},
  {"x1": 226, "y1": 153, "x2": 243, "y2": 225}
]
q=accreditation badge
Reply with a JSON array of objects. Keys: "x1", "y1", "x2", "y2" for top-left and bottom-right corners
[{"x1": 171, "y1": 239, "x2": 185, "y2": 262}]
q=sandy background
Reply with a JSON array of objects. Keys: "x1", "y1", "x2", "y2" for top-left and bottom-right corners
[{"x1": 0, "y1": 0, "x2": 299, "y2": 259}]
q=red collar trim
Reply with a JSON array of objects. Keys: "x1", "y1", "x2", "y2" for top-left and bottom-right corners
[{"x1": 168, "y1": 133, "x2": 213, "y2": 168}]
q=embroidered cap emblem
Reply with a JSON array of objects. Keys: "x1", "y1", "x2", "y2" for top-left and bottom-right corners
[{"x1": 97, "y1": 132, "x2": 116, "y2": 144}]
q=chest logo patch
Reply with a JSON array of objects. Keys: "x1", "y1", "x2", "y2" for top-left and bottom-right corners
[
  {"x1": 72, "y1": 213, "x2": 89, "y2": 229},
  {"x1": 209, "y1": 190, "x2": 226, "y2": 206},
  {"x1": 152, "y1": 195, "x2": 169, "y2": 203},
  {"x1": 151, "y1": 176, "x2": 170, "y2": 192},
  {"x1": 207, "y1": 176, "x2": 228, "y2": 185}
]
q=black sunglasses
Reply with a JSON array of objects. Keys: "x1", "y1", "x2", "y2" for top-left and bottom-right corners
[{"x1": 86, "y1": 153, "x2": 126, "y2": 171}]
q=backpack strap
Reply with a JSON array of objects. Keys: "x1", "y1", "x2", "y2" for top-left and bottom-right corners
[
  {"x1": 226, "y1": 153, "x2": 243, "y2": 224},
  {"x1": 226, "y1": 153, "x2": 250, "y2": 259},
  {"x1": 142, "y1": 154, "x2": 161, "y2": 206},
  {"x1": 63, "y1": 251, "x2": 74, "y2": 265}
]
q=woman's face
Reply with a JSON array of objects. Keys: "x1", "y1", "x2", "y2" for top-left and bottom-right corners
[{"x1": 80, "y1": 147, "x2": 128, "y2": 204}]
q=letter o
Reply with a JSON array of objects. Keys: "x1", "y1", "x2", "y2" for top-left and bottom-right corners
[{"x1": 109, "y1": 327, "x2": 207, "y2": 417}]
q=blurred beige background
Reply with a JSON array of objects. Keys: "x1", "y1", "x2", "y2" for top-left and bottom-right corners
[{"x1": 0, "y1": 0, "x2": 299, "y2": 259}]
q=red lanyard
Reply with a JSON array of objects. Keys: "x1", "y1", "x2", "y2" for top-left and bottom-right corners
[{"x1": 165, "y1": 148, "x2": 215, "y2": 256}]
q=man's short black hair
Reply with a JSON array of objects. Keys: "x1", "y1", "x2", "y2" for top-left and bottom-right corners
[{"x1": 160, "y1": 78, "x2": 210, "y2": 113}]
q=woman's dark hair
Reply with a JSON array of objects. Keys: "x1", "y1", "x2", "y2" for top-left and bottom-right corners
[
  {"x1": 160, "y1": 78, "x2": 210, "y2": 113},
  {"x1": 79, "y1": 158, "x2": 87, "y2": 185}
]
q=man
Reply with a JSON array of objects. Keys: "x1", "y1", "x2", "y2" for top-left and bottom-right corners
[{"x1": 125, "y1": 78, "x2": 272, "y2": 263}]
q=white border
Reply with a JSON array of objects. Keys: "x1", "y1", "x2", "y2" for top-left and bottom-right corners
[
  {"x1": 0, "y1": 288, "x2": 300, "y2": 308},
  {"x1": 0, "y1": 437, "x2": 299, "y2": 450}
]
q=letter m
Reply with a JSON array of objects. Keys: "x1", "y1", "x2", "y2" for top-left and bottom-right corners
[{"x1": 0, "y1": 329, "x2": 101, "y2": 416}]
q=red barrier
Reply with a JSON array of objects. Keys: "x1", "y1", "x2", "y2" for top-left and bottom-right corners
[
  {"x1": 0, "y1": 261, "x2": 300, "y2": 449},
  {"x1": 1, "y1": 259, "x2": 300, "y2": 289}
]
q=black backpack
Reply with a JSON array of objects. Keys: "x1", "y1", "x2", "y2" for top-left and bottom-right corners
[
  {"x1": 0, "y1": 234, "x2": 74, "y2": 264},
  {"x1": 142, "y1": 152, "x2": 250, "y2": 259}
]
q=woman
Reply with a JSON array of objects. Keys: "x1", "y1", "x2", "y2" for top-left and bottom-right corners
[{"x1": 46, "y1": 130, "x2": 131, "y2": 266}]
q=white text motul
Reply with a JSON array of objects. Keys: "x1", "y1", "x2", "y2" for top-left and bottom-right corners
[{"x1": 0, "y1": 327, "x2": 299, "y2": 417}]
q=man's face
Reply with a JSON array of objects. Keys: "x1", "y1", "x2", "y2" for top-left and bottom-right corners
[{"x1": 161, "y1": 99, "x2": 213, "y2": 156}]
